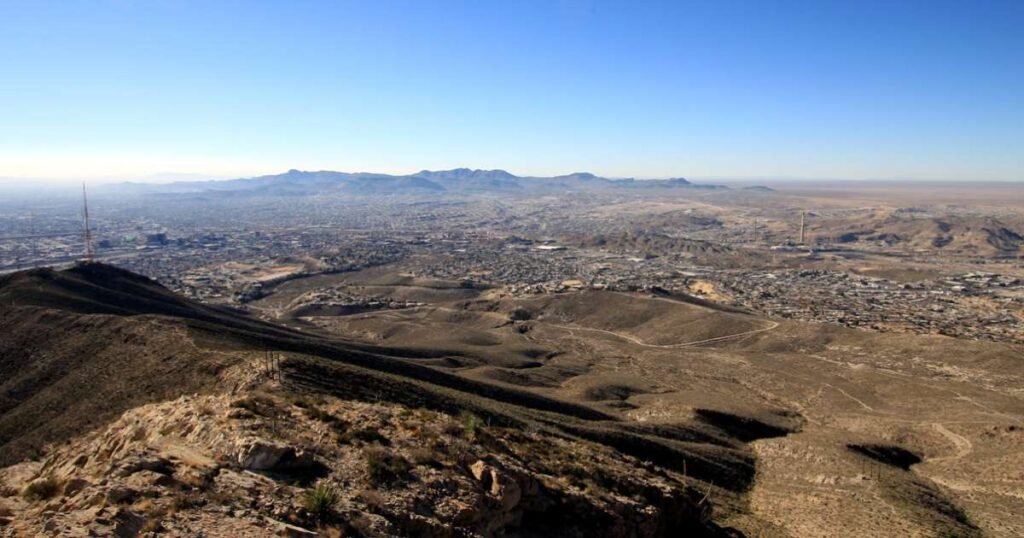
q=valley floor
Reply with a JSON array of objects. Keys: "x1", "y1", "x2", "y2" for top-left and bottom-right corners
[
  {"x1": 256, "y1": 267, "x2": 1024, "y2": 537},
  {"x1": 1, "y1": 263, "x2": 1022, "y2": 537}
]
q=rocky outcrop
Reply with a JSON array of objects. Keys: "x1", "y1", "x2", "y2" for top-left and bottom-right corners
[
  {"x1": 0, "y1": 389, "x2": 724, "y2": 537},
  {"x1": 236, "y1": 440, "x2": 316, "y2": 473}
]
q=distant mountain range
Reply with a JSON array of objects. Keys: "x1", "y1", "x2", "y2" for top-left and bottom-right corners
[{"x1": 101, "y1": 168, "x2": 725, "y2": 197}]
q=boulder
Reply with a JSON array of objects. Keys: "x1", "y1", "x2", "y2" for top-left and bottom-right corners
[
  {"x1": 238, "y1": 441, "x2": 295, "y2": 470},
  {"x1": 237, "y1": 441, "x2": 318, "y2": 474},
  {"x1": 468, "y1": 460, "x2": 523, "y2": 512},
  {"x1": 113, "y1": 454, "x2": 174, "y2": 477},
  {"x1": 112, "y1": 508, "x2": 147, "y2": 538},
  {"x1": 61, "y1": 478, "x2": 90, "y2": 497},
  {"x1": 265, "y1": 517, "x2": 318, "y2": 537},
  {"x1": 105, "y1": 486, "x2": 139, "y2": 505}
]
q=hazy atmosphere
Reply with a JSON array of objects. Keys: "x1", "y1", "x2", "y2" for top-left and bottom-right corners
[
  {"x1": 2, "y1": 3, "x2": 1023, "y2": 538},
  {"x1": 2, "y1": 0, "x2": 1022, "y2": 183}
]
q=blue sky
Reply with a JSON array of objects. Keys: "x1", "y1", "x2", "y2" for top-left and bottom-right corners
[{"x1": 1, "y1": 0, "x2": 1021, "y2": 182}]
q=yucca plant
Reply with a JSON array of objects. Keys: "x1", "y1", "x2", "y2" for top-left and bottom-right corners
[
  {"x1": 461, "y1": 411, "x2": 483, "y2": 441},
  {"x1": 305, "y1": 481, "x2": 339, "y2": 520}
]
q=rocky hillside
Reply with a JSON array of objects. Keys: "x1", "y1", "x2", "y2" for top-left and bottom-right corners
[
  {"x1": 820, "y1": 212, "x2": 1024, "y2": 256},
  {"x1": 0, "y1": 381, "x2": 719, "y2": 537},
  {"x1": 0, "y1": 264, "x2": 759, "y2": 536}
]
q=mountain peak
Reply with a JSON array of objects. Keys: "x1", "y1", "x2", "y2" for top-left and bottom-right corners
[{"x1": 417, "y1": 168, "x2": 518, "y2": 179}]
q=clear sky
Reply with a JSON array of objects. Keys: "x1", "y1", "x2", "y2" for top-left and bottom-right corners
[{"x1": 1, "y1": 0, "x2": 1022, "y2": 183}]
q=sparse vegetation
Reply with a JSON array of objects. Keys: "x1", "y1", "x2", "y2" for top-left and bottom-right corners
[
  {"x1": 138, "y1": 503, "x2": 171, "y2": 534},
  {"x1": 230, "y1": 394, "x2": 277, "y2": 417},
  {"x1": 175, "y1": 469, "x2": 213, "y2": 491},
  {"x1": 288, "y1": 393, "x2": 329, "y2": 410},
  {"x1": 357, "y1": 489, "x2": 387, "y2": 512},
  {"x1": 305, "y1": 405, "x2": 341, "y2": 425},
  {"x1": 305, "y1": 481, "x2": 340, "y2": 520},
  {"x1": 21, "y1": 477, "x2": 61, "y2": 501},
  {"x1": 460, "y1": 411, "x2": 483, "y2": 441},
  {"x1": 509, "y1": 307, "x2": 532, "y2": 321},
  {"x1": 365, "y1": 447, "x2": 412, "y2": 485},
  {"x1": 299, "y1": 402, "x2": 352, "y2": 436},
  {"x1": 0, "y1": 477, "x2": 17, "y2": 498},
  {"x1": 408, "y1": 446, "x2": 442, "y2": 467},
  {"x1": 339, "y1": 427, "x2": 388, "y2": 445},
  {"x1": 171, "y1": 491, "x2": 207, "y2": 511},
  {"x1": 413, "y1": 408, "x2": 439, "y2": 421},
  {"x1": 3, "y1": 202, "x2": 1021, "y2": 538},
  {"x1": 290, "y1": 398, "x2": 312, "y2": 409}
]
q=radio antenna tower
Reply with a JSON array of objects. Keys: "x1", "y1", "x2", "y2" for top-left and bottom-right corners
[
  {"x1": 29, "y1": 208, "x2": 39, "y2": 268},
  {"x1": 82, "y1": 183, "x2": 94, "y2": 261},
  {"x1": 799, "y1": 210, "x2": 806, "y2": 244}
]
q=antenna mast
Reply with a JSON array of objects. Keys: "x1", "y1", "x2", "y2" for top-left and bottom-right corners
[
  {"x1": 82, "y1": 183, "x2": 94, "y2": 261},
  {"x1": 799, "y1": 210, "x2": 806, "y2": 244},
  {"x1": 30, "y1": 208, "x2": 38, "y2": 268}
]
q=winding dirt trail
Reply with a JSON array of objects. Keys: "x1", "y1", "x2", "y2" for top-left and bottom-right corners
[
  {"x1": 930, "y1": 423, "x2": 973, "y2": 463},
  {"x1": 543, "y1": 319, "x2": 779, "y2": 349}
]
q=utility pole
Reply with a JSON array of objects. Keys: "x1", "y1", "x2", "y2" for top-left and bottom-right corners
[
  {"x1": 752, "y1": 218, "x2": 759, "y2": 244},
  {"x1": 30, "y1": 209, "x2": 39, "y2": 268},
  {"x1": 82, "y1": 183, "x2": 94, "y2": 261},
  {"x1": 799, "y1": 210, "x2": 806, "y2": 244}
]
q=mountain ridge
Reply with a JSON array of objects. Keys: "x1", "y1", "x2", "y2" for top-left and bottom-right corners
[{"x1": 98, "y1": 168, "x2": 720, "y2": 197}]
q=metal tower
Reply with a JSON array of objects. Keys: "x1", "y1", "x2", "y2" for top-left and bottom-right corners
[{"x1": 82, "y1": 183, "x2": 94, "y2": 261}]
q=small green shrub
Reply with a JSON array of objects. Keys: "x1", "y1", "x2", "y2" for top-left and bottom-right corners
[
  {"x1": 305, "y1": 482, "x2": 339, "y2": 520},
  {"x1": 460, "y1": 411, "x2": 483, "y2": 441}
]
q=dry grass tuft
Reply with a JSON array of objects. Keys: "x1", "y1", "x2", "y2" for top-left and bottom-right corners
[
  {"x1": 230, "y1": 394, "x2": 277, "y2": 417},
  {"x1": 365, "y1": 447, "x2": 411, "y2": 485},
  {"x1": 21, "y1": 477, "x2": 62, "y2": 501}
]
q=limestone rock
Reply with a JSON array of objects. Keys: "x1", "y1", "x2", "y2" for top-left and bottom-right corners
[
  {"x1": 469, "y1": 459, "x2": 522, "y2": 511},
  {"x1": 237, "y1": 440, "x2": 316, "y2": 473},
  {"x1": 272, "y1": 519, "x2": 318, "y2": 537}
]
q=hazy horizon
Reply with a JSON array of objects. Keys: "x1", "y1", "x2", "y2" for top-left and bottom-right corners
[
  {"x1": 4, "y1": 169, "x2": 1024, "y2": 190},
  {"x1": 2, "y1": 1, "x2": 1022, "y2": 183}
]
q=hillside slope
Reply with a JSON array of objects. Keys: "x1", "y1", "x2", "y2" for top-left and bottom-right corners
[{"x1": 0, "y1": 263, "x2": 778, "y2": 536}]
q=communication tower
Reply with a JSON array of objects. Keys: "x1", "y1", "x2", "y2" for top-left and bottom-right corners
[{"x1": 82, "y1": 183, "x2": 94, "y2": 261}]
